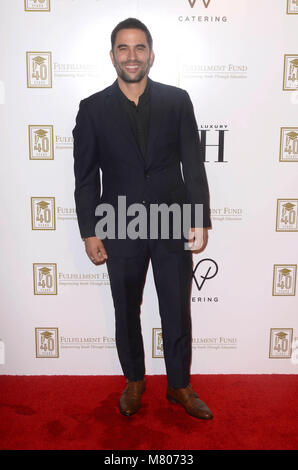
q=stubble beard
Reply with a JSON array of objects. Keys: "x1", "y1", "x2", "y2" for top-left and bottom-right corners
[{"x1": 113, "y1": 57, "x2": 151, "y2": 83}]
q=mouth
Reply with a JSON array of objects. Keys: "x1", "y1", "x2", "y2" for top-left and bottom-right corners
[{"x1": 124, "y1": 64, "x2": 140, "y2": 73}]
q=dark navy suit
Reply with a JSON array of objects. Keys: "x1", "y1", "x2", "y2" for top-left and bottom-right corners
[{"x1": 73, "y1": 76, "x2": 211, "y2": 387}]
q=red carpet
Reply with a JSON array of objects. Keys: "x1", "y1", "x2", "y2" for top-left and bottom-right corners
[{"x1": 0, "y1": 374, "x2": 297, "y2": 450}]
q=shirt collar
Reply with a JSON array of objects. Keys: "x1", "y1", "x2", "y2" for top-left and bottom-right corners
[{"x1": 116, "y1": 77, "x2": 151, "y2": 107}]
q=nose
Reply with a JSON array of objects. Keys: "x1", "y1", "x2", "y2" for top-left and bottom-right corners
[{"x1": 127, "y1": 47, "x2": 137, "y2": 61}]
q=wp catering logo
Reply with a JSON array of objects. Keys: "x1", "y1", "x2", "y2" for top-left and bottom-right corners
[
  {"x1": 31, "y1": 197, "x2": 56, "y2": 230},
  {"x1": 187, "y1": 0, "x2": 211, "y2": 7},
  {"x1": 276, "y1": 199, "x2": 298, "y2": 232},
  {"x1": 26, "y1": 52, "x2": 52, "y2": 88},
  {"x1": 272, "y1": 264, "x2": 297, "y2": 296},
  {"x1": 24, "y1": 0, "x2": 51, "y2": 11},
  {"x1": 283, "y1": 55, "x2": 298, "y2": 91},
  {"x1": 287, "y1": 0, "x2": 298, "y2": 14},
  {"x1": 35, "y1": 328, "x2": 59, "y2": 358},
  {"x1": 280, "y1": 128, "x2": 298, "y2": 162},
  {"x1": 179, "y1": 0, "x2": 227, "y2": 23}
]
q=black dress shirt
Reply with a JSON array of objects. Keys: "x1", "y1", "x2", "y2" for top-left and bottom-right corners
[{"x1": 116, "y1": 79, "x2": 151, "y2": 163}]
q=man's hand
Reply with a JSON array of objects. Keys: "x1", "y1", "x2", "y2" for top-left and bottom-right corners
[
  {"x1": 84, "y1": 237, "x2": 108, "y2": 265},
  {"x1": 188, "y1": 227, "x2": 208, "y2": 252}
]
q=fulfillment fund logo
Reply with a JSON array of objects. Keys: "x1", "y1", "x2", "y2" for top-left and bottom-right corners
[
  {"x1": 31, "y1": 197, "x2": 56, "y2": 230},
  {"x1": 33, "y1": 263, "x2": 57, "y2": 295},
  {"x1": 24, "y1": 0, "x2": 51, "y2": 11},
  {"x1": 269, "y1": 328, "x2": 293, "y2": 358},
  {"x1": 272, "y1": 264, "x2": 297, "y2": 296},
  {"x1": 152, "y1": 328, "x2": 164, "y2": 358},
  {"x1": 28, "y1": 125, "x2": 54, "y2": 160},
  {"x1": 283, "y1": 55, "x2": 298, "y2": 90},
  {"x1": 276, "y1": 199, "x2": 298, "y2": 231},
  {"x1": 35, "y1": 328, "x2": 59, "y2": 358},
  {"x1": 280, "y1": 127, "x2": 298, "y2": 162},
  {"x1": 26, "y1": 52, "x2": 52, "y2": 88},
  {"x1": 287, "y1": 0, "x2": 298, "y2": 14}
]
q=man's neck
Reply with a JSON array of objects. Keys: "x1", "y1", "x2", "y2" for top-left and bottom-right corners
[{"x1": 117, "y1": 76, "x2": 148, "y2": 105}]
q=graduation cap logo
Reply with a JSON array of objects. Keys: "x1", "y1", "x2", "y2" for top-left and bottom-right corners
[
  {"x1": 34, "y1": 129, "x2": 48, "y2": 142},
  {"x1": 278, "y1": 267, "x2": 291, "y2": 278},
  {"x1": 282, "y1": 202, "x2": 295, "y2": 212},
  {"x1": 38, "y1": 266, "x2": 51, "y2": 277},
  {"x1": 32, "y1": 56, "x2": 46, "y2": 66},
  {"x1": 286, "y1": 131, "x2": 298, "y2": 140},
  {"x1": 40, "y1": 330, "x2": 54, "y2": 340},
  {"x1": 275, "y1": 331, "x2": 288, "y2": 340},
  {"x1": 290, "y1": 58, "x2": 298, "y2": 68},
  {"x1": 37, "y1": 200, "x2": 50, "y2": 210}
]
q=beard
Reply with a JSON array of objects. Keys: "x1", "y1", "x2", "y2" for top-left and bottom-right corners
[{"x1": 113, "y1": 57, "x2": 151, "y2": 83}]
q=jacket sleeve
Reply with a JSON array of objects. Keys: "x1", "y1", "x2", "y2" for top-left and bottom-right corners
[
  {"x1": 179, "y1": 90, "x2": 211, "y2": 228},
  {"x1": 72, "y1": 99, "x2": 101, "y2": 238}
]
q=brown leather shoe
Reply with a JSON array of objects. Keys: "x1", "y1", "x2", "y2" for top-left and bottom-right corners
[
  {"x1": 119, "y1": 379, "x2": 145, "y2": 416},
  {"x1": 167, "y1": 384, "x2": 213, "y2": 420}
]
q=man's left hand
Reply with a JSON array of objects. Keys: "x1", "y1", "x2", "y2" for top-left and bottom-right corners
[{"x1": 188, "y1": 227, "x2": 208, "y2": 252}]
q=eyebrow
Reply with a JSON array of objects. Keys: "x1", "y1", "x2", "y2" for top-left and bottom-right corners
[{"x1": 117, "y1": 43, "x2": 147, "y2": 48}]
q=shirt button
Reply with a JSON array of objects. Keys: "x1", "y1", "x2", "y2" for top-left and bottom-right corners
[{"x1": 142, "y1": 200, "x2": 147, "y2": 204}]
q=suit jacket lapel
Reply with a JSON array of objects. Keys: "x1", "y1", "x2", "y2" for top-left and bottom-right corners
[{"x1": 146, "y1": 78, "x2": 166, "y2": 169}]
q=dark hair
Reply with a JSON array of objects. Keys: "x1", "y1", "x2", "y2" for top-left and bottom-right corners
[{"x1": 111, "y1": 18, "x2": 153, "y2": 51}]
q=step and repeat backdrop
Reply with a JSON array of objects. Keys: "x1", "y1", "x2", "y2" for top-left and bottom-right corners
[{"x1": 0, "y1": 0, "x2": 297, "y2": 375}]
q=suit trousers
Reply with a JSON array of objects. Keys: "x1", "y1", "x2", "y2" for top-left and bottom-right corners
[{"x1": 105, "y1": 239, "x2": 193, "y2": 389}]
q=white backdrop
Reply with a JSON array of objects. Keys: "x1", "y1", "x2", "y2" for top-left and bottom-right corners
[{"x1": 0, "y1": 0, "x2": 297, "y2": 375}]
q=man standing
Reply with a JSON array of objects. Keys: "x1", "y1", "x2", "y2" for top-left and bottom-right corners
[{"x1": 73, "y1": 18, "x2": 213, "y2": 419}]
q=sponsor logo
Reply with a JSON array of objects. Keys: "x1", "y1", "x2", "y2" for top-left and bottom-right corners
[
  {"x1": 280, "y1": 127, "x2": 298, "y2": 162},
  {"x1": 31, "y1": 197, "x2": 56, "y2": 230},
  {"x1": 180, "y1": 64, "x2": 247, "y2": 80},
  {"x1": 269, "y1": 328, "x2": 293, "y2": 358},
  {"x1": 33, "y1": 263, "x2": 57, "y2": 295},
  {"x1": 192, "y1": 336, "x2": 238, "y2": 350},
  {"x1": 199, "y1": 125, "x2": 229, "y2": 163},
  {"x1": 58, "y1": 271, "x2": 110, "y2": 287},
  {"x1": 28, "y1": 125, "x2": 54, "y2": 160},
  {"x1": 54, "y1": 62, "x2": 100, "y2": 79},
  {"x1": 283, "y1": 54, "x2": 298, "y2": 91},
  {"x1": 60, "y1": 335, "x2": 116, "y2": 351},
  {"x1": 26, "y1": 52, "x2": 52, "y2": 88},
  {"x1": 35, "y1": 328, "x2": 59, "y2": 358},
  {"x1": 272, "y1": 264, "x2": 297, "y2": 296},
  {"x1": 211, "y1": 207, "x2": 243, "y2": 222},
  {"x1": 152, "y1": 328, "x2": 164, "y2": 358},
  {"x1": 287, "y1": 0, "x2": 298, "y2": 14},
  {"x1": 24, "y1": 0, "x2": 50, "y2": 11},
  {"x1": 276, "y1": 199, "x2": 298, "y2": 231}
]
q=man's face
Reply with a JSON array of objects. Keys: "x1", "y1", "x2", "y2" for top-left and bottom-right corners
[{"x1": 110, "y1": 28, "x2": 154, "y2": 83}]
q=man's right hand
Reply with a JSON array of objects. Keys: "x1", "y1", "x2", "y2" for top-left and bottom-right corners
[{"x1": 84, "y1": 237, "x2": 108, "y2": 265}]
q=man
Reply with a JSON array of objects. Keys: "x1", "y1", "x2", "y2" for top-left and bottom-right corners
[{"x1": 73, "y1": 18, "x2": 213, "y2": 420}]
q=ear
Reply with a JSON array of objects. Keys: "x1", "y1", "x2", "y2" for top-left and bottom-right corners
[
  {"x1": 150, "y1": 50, "x2": 155, "y2": 67},
  {"x1": 109, "y1": 49, "x2": 114, "y2": 65}
]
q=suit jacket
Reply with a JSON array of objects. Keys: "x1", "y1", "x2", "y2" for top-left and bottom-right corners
[{"x1": 73, "y1": 76, "x2": 211, "y2": 257}]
